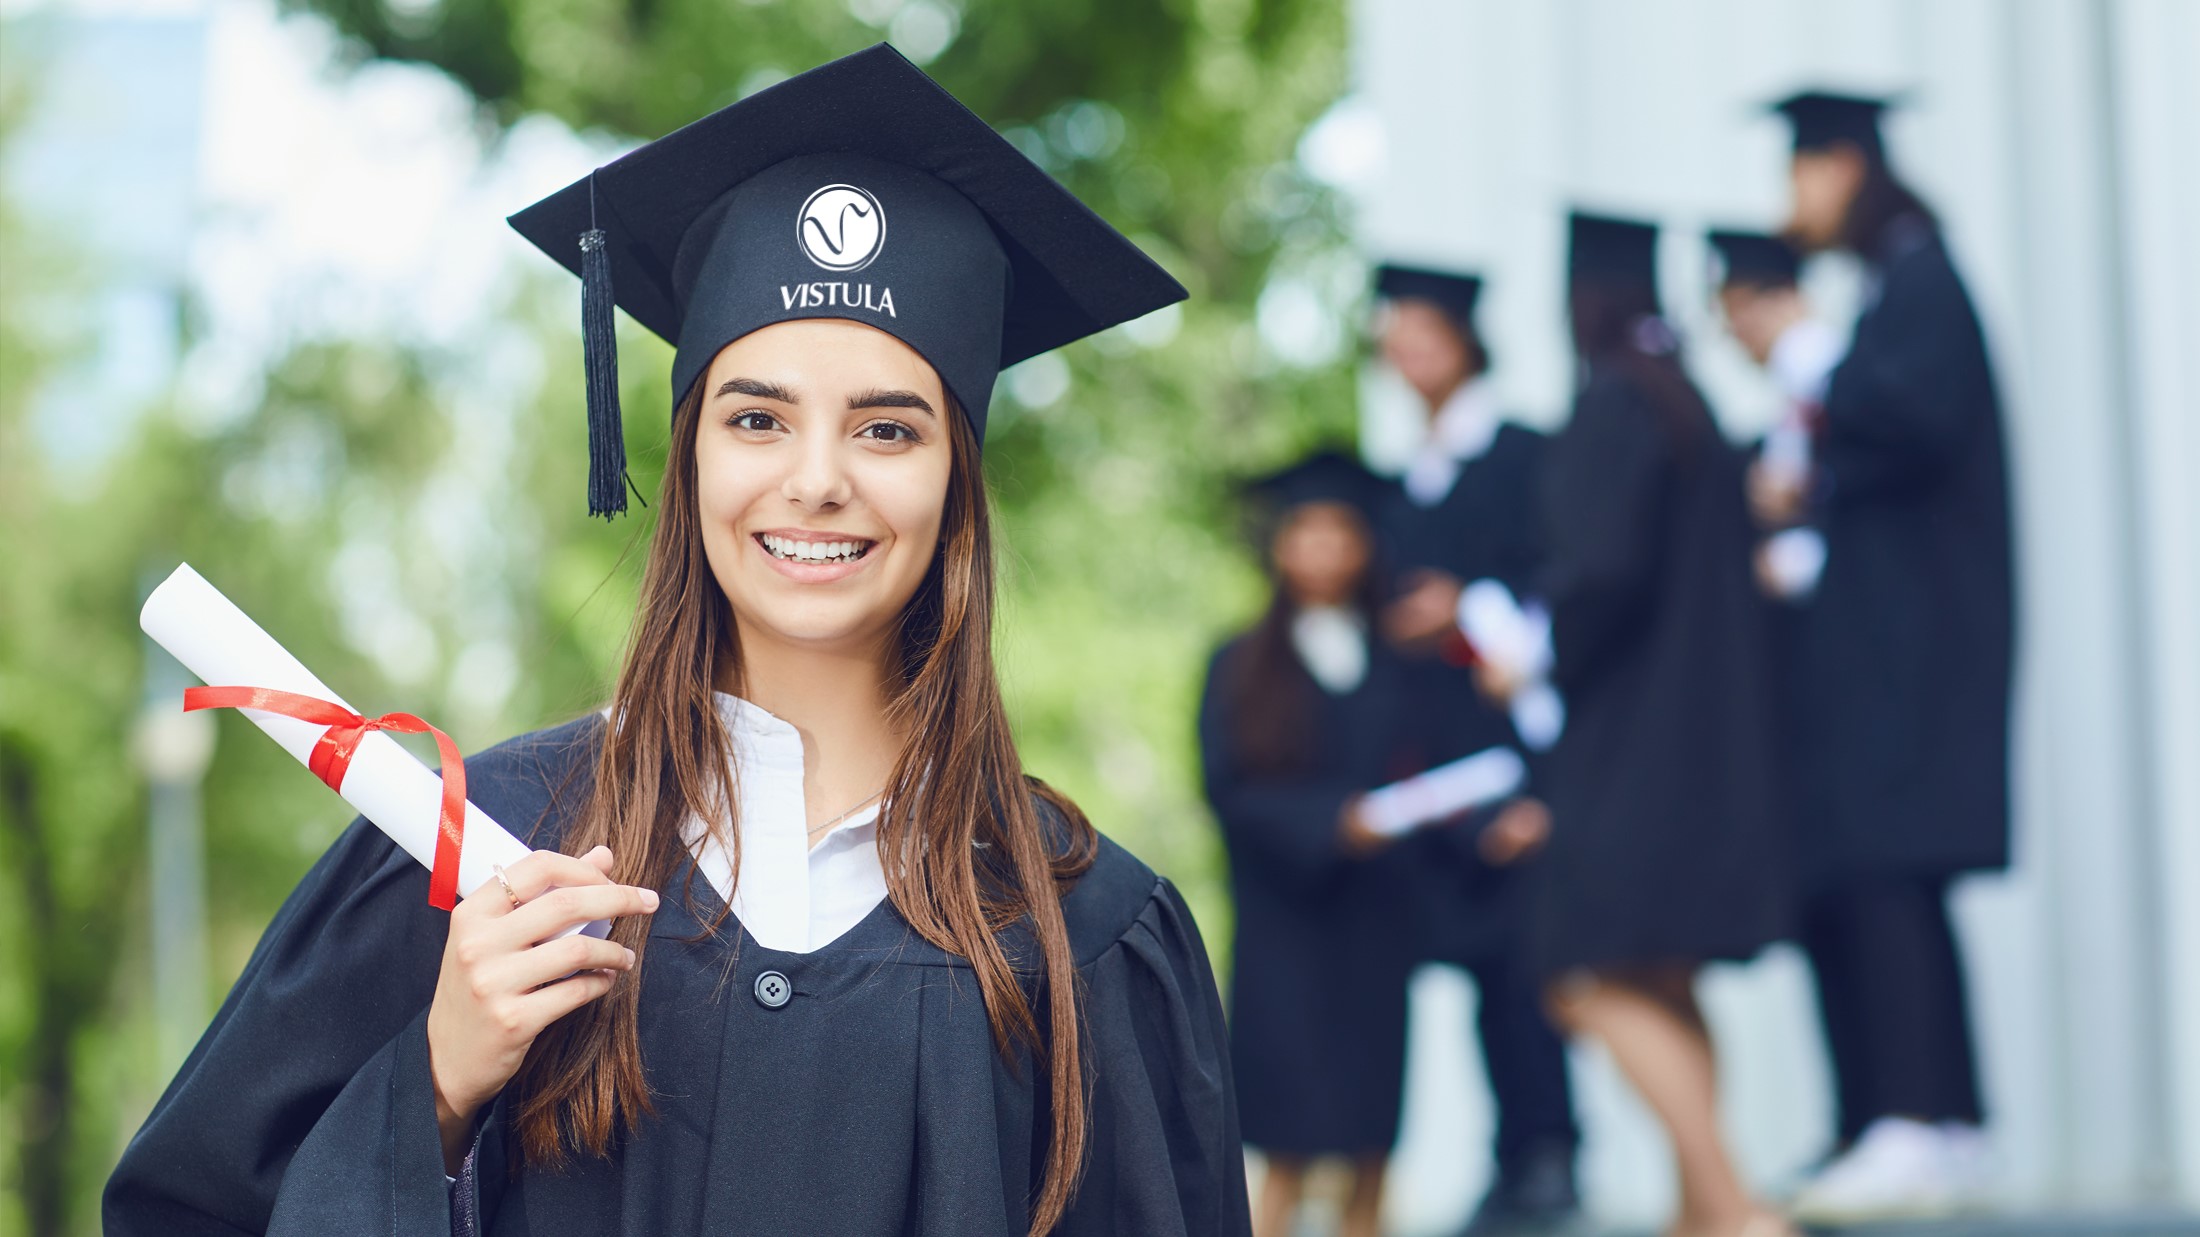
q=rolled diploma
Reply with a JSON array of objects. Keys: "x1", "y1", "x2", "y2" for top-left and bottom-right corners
[
  {"x1": 140, "y1": 563, "x2": 607, "y2": 939},
  {"x1": 1358, "y1": 746, "x2": 1528, "y2": 838}
]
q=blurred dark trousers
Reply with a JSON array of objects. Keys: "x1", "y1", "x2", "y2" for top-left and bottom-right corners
[
  {"x1": 1467, "y1": 955, "x2": 1579, "y2": 1172},
  {"x1": 1801, "y1": 877, "x2": 1985, "y2": 1144}
]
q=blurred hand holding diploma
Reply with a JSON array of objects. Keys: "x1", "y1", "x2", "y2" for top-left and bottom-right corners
[{"x1": 1456, "y1": 578, "x2": 1566, "y2": 751}]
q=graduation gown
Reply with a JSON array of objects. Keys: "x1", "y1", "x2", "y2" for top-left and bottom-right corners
[
  {"x1": 1532, "y1": 362, "x2": 1789, "y2": 976},
  {"x1": 1378, "y1": 423, "x2": 1550, "y2": 965},
  {"x1": 1197, "y1": 633, "x2": 1423, "y2": 1155},
  {"x1": 104, "y1": 715, "x2": 1250, "y2": 1237},
  {"x1": 1797, "y1": 219, "x2": 2015, "y2": 885}
]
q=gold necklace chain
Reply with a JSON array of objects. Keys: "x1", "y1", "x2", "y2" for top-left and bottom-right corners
[{"x1": 807, "y1": 788, "x2": 884, "y2": 839}]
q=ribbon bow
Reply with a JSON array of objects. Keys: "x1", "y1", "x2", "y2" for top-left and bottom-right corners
[{"x1": 183, "y1": 686, "x2": 468, "y2": 911}]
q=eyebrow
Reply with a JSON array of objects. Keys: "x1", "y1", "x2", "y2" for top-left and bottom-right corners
[
  {"x1": 716, "y1": 377, "x2": 797, "y2": 401},
  {"x1": 847, "y1": 388, "x2": 938, "y2": 417}
]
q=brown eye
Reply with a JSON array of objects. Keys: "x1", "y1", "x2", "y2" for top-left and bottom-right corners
[
  {"x1": 729, "y1": 411, "x2": 780, "y2": 432},
  {"x1": 863, "y1": 421, "x2": 917, "y2": 443}
]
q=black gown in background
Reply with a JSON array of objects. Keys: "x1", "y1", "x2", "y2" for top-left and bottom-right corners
[
  {"x1": 1376, "y1": 424, "x2": 1582, "y2": 1173},
  {"x1": 1533, "y1": 362, "x2": 1789, "y2": 976},
  {"x1": 1796, "y1": 218, "x2": 2014, "y2": 886},
  {"x1": 1377, "y1": 422, "x2": 1549, "y2": 963},
  {"x1": 104, "y1": 716, "x2": 1250, "y2": 1237},
  {"x1": 1197, "y1": 631, "x2": 1422, "y2": 1156}
]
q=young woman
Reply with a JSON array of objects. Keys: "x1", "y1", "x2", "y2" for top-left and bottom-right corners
[
  {"x1": 1759, "y1": 90, "x2": 2011, "y2": 1220},
  {"x1": 1504, "y1": 212, "x2": 1792, "y2": 1237},
  {"x1": 1198, "y1": 453, "x2": 1421, "y2": 1237},
  {"x1": 104, "y1": 46, "x2": 1247, "y2": 1237}
]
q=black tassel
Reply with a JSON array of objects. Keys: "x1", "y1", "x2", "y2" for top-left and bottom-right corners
[{"x1": 579, "y1": 222, "x2": 629, "y2": 518}]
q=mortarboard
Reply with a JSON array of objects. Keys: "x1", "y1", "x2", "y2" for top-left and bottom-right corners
[
  {"x1": 1373, "y1": 263, "x2": 1484, "y2": 332},
  {"x1": 1768, "y1": 90, "x2": 1899, "y2": 157},
  {"x1": 509, "y1": 43, "x2": 1188, "y2": 517},
  {"x1": 1568, "y1": 211, "x2": 1661, "y2": 293},
  {"x1": 1707, "y1": 228, "x2": 1802, "y2": 288},
  {"x1": 1243, "y1": 450, "x2": 1389, "y2": 525}
]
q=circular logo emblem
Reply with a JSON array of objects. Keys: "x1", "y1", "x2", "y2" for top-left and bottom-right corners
[{"x1": 795, "y1": 184, "x2": 885, "y2": 272}]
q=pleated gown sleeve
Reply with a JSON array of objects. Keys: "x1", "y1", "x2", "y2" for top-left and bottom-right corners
[
  {"x1": 1056, "y1": 854, "x2": 1252, "y2": 1236},
  {"x1": 1540, "y1": 372, "x2": 1673, "y2": 692},
  {"x1": 102, "y1": 718, "x2": 600, "y2": 1237}
]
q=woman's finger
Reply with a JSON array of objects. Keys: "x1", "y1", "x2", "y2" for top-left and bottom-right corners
[
  {"x1": 516, "y1": 968, "x2": 621, "y2": 1030},
  {"x1": 500, "y1": 932, "x2": 637, "y2": 994},
  {"x1": 460, "y1": 847, "x2": 618, "y2": 923},
  {"x1": 495, "y1": 880, "x2": 659, "y2": 947}
]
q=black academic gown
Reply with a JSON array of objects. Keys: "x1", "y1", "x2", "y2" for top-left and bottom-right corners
[
  {"x1": 1796, "y1": 219, "x2": 2015, "y2": 886},
  {"x1": 1532, "y1": 360, "x2": 1789, "y2": 976},
  {"x1": 104, "y1": 716, "x2": 1250, "y2": 1237},
  {"x1": 1377, "y1": 423, "x2": 1549, "y2": 965},
  {"x1": 1198, "y1": 632, "x2": 1423, "y2": 1156}
]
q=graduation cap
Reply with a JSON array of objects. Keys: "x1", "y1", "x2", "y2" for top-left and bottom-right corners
[
  {"x1": 1568, "y1": 211, "x2": 1661, "y2": 292},
  {"x1": 1373, "y1": 263, "x2": 1484, "y2": 331},
  {"x1": 1768, "y1": 90, "x2": 1899, "y2": 157},
  {"x1": 509, "y1": 43, "x2": 1188, "y2": 517},
  {"x1": 1707, "y1": 228, "x2": 1802, "y2": 289},
  {"x1": 1242, "y1": 450, "x2": 1389, "y2": 526}
]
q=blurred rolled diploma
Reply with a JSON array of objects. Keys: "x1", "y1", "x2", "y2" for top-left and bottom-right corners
[
  {"x1": 1457, "y1": 579, "x2": 1566, "y2": 751},
  {"x1": 1358, "y1": 747, "x2": 1528, "y2": 839},
  {"x1": 139, "y1": 563, "x2": 608, "y2": 940}
]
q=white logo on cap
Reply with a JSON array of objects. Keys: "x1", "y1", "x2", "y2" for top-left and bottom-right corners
[{"x1": 796, "y1": 184, "x2": 885, "y2": 273}]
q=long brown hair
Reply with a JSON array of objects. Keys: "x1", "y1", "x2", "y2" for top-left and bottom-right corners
[
  {"x1": 507, "y1": 380, "x2": 1101, "y2": 1233},
  {"x1": 1225, "y1": 506, "x2": 1382, "y2": 774}
]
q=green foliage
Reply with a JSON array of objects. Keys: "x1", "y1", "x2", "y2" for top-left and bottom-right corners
[{"x1": 2, "y1": 2, "x2": 1358, "y2": 1230}]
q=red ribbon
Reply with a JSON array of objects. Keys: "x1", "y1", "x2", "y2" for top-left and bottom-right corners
[{"x1": 184, "y1": 685, "x2": 468, "y2": 911}]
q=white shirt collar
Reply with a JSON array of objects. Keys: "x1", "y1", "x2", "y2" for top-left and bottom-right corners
[
  {"x1": 1290, "y1": 605, "x2": 1368, "y2": 694},
  {"x1": 1402, "y1": 378, "x2": 1502, "y2": 507},
  {"x1": 676, "y1": 692, "x2": 890, "y2": 953}
]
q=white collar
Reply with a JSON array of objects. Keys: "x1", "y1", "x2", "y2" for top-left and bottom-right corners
[
  {"x1": 1403, "y1": 378, "x2": 1501, "y2": 507},
  {"x1": 1290, "y1": 605, "x2": 1368, "y2": 694},
  {"x1": 675, "y1": 692, "x2": 890, "y2": 953}
]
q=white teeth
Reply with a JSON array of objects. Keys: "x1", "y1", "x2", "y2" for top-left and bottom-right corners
[{"x1": 760, "y1": 534, "x2": 868, "y2": 563}]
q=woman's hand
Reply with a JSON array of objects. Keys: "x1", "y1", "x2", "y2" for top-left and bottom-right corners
[
  {"x1": 426, "y1": 845, "x2": 659, "y2": 1174},
  {"x1": 1381, "y1": 570, "x2": 1465, "y2": 651},
  {"x1": 1337, "y1": 797, "x2": 1392, "y2": 857},
  {"x1": 1477, "y1": 797, "x2": 1551, "y2": 866}
]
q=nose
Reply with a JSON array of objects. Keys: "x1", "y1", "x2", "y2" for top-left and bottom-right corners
[{"x1": 780, "y1": 427, "x2": 854, "y2": 511}]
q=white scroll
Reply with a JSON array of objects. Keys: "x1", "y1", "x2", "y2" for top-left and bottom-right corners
[
  {"x1": 1358, "y1": 746, "x2": 1528, "y2": 838},
  {"x1": 140, "y1": 563, "x2": 608, "y2": 939},
  {"x1": 1457, "y1": 579, "x2": 1566, "y2": 752}
]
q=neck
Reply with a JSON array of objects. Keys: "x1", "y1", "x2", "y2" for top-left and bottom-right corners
[
  {"x1": 718, "y1": 623, "x2": 904, "y2": 828},
  {"x1": 1424, "y1": 371, "x2": 1483, "y2": 418}
]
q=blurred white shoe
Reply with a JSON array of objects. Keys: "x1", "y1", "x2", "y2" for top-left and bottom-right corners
[
  {"x1": 1790, "y1": 1117, "x2": 1963, "y2": 1224},
  {"x1": 1938, "y1": 1121, "x2": 1996, "y2": 1209}
]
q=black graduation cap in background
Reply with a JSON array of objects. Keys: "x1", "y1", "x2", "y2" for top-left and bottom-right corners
[
  {"x1": 1707, "y1": 228, "x2": 1802, "y2": 288},
  {"x1": 1769, "y1": 89, "x2": 1899, "y2": 157},
  {"x1": 1568, "y1": 211, "x2": 1661, "y2": 292},
  {"x1": 509, "y1": 43, "x2": 1188, "y2": 517},
  {"x1": 1373, "y1": 263, "x2": 1484, "y2": 331},
  {"x1": 1241, "y1": 450, "x2": 1390, "y2": 532}
]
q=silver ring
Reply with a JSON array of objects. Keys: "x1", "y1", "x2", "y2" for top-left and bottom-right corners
[{"x1": 490, "y1": 863, "x2": 520, "y2": 909}]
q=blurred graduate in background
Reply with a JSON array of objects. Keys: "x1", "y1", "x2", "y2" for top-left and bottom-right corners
[
  {"x1": 1367, "y1": 264, "x2": 1583, "y2": 1235},
  {"x1": 1496, "y1": 211, "x2": 1793, "y2": 1237},
  {"x1": 1705, "y1": 227, "x2": 1839, "y2": 607},
  {"x1": 1198, "y1": 453, "x2": 1422, "y2": 1237},
  {"x1": 1757, "y1": 91, "x2": 2014, "y2": 1221}
]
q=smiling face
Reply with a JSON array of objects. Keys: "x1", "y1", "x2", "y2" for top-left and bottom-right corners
[{"x1": 693, "y1": 318, "x2": 955, "y2": 662}]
